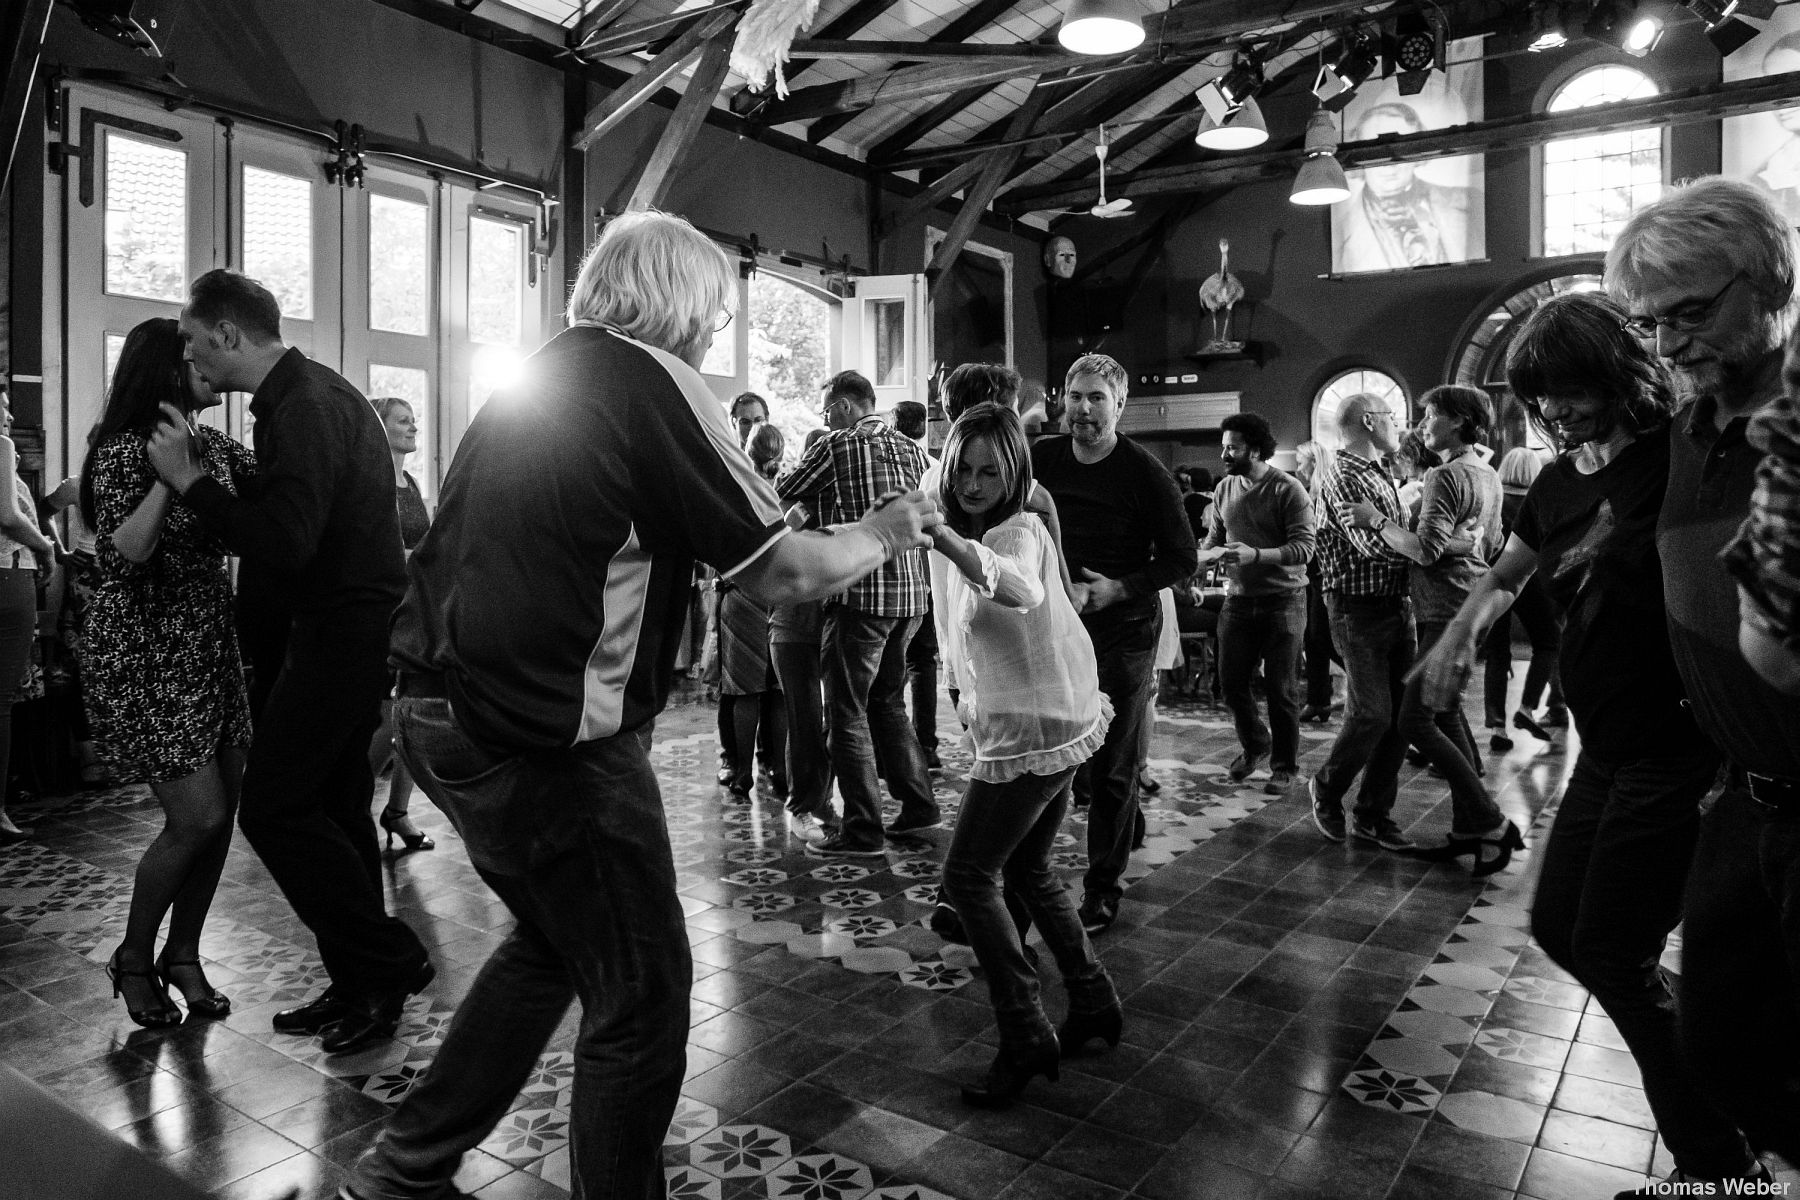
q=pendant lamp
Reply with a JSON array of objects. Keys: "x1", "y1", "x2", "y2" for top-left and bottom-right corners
[
  {"x1": 1290, "y1": 110, "x2": 1351, "y2": 206},
  {"x1": 1195, "y1": 98, "x2": 1268, "y2": 151},
  {"x1": 1058, "y1": 0, "x2": 1145, "y2": 56}
]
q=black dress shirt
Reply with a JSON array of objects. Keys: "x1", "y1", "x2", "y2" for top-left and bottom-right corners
[{"x1": 184, "y1": 348, "x2": 405, "y2": 621}]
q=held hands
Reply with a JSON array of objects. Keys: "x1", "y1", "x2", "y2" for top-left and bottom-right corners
[
  {"x1": 1405, "y1": 627, "x2": 1477, "y2": 712},
  {"x1": 1215, "y1": 541, "x2": 1257, "y2": 567},
  {"x1": 1078, "y1": 568, "x2": 1126, "y2": 613},
  {"x1": 861, "y1": 489, "x2": 942, "y2": 559},
  {"x1": 1340, "y1": 499, "x2": 1383, "y2": 531},
  {"x1": 144, "y1": 402, "x2": 204, "y2": 493}
]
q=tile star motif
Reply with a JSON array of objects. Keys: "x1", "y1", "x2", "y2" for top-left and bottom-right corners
[
  {"x1": 766, "y1": 1154, "x2": 874, "y2": 1200},
  {"x1": 1342, "y1": 1068, "x2": 1442, "y2": 1114},
  {"x1": 899, "y1": 884, "x2": 941, "y2": 907},
  {"x1": 362, "y1": 1060, "x2": 431, "y2": 1104},
  {"x1": 723, "y1": 868, "x2": 790, "y2": 887},
  {"x1": 691, "y1": 1125, "x2": 792, "y2": 1178},
  {"x1": 1474, "y1": 1027, "x2": 1571, "y2": 1070},
  {"x1": 666, "y1": 1166, "x2": 725, "y2": 1200},
  {"x1": 522, "y1": 1051, "x2": 576, "y2": 1094},
  {"x1": 480, "y1": 1105, "x2": 571, "y2": 1162},
  {"x1": 731, "y1": 891, "x2": 797, "y2": 915},
  {"x1": 887, "y1": 859, "x2": 940, "y2": 881},
  {"x1": 666, "y1": 1097, "x2": 719, "y2": 1145},
  {"x1": 825, "y1": 915, "x2": 898, "y2": 940},
  {"x1": 897, "y1": 960, "x2": 972, "y2": 992},
  {"x1": 818, "y1": 888, "x2": 881, "y2": 910},
  {"x1": 809, "y1": 864, "x2": 871, "y2": 883}
]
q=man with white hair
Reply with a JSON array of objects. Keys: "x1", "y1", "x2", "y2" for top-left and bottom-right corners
[{"x1": 338, "y1": 210, "x2": 940, "y2": 1200}]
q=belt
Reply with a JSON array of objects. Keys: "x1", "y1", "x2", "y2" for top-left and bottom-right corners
[
  {"x1": 1744, "y1": 770, "x2": 1800, "y2": 815},
  {"x1": 396, "y1": 672, "x2": 450, "y2": 699}
]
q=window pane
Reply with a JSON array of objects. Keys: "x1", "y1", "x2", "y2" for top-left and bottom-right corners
[
  {"x1": 1544, "y1": 66, "x2": 1660, "y2": 258},
  {"x1": 370, "y1": 195, "x2": 430, "y2": 335},
  {"x1": 868, "y1": 298, "x2": 906, "y2": 388},
  {"x1": 701, "y1": 297, "x2": 736, "y2": 377},
  {"x1": 104, "y1": 133, "x2": 187, "y2": 301},
  {"x1": 370, "y1": 364, "x2": 432, "y2": 499},
  {"x1": 469, "y1": 217, "x2": 522, "y2": 346},
  {"x1": 104, "y1": 334, "x2": 126, "y2": 393},
  {"x1": 1312, "y1": 369, "x2": 1407, "y2": 453},
  {"x1": 242, "y1": 166, "x2": 314, "y2": 320}
]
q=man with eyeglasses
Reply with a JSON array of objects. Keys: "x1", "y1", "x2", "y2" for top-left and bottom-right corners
[
  {"x1": 778, "y1": 370, "x2": 938, "y2": 855},
  {"x1": 1304, "y1": 392, "x2": 1418, "y2": 853},
  {"x1": 1605, "y1": 176, "x2": 1800, "y2": 1193}
]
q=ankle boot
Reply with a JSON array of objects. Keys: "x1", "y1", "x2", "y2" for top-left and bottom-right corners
[
  {"x1": 1057, "y1": 1005, "x2": 1123, "y2": 1055},
  {"x1": 960, "y1": 1037, "x2": 1061, "y2": 1109}
]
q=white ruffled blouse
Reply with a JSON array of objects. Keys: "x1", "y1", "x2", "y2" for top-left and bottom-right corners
[{"x1": 931, "y1": 512, "x2": 1112, "y2": 783}]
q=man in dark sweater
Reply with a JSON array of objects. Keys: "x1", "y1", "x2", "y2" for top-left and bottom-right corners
[
  {"x1": 1032, "y1": 354, "x2": 1197, "y2": 933},
  {"x1": 1199, "y1": 412, "x2": 1315, "y2": 793},
  {"x1": 147, "y1": 269, "x2": 430, "y2": 1056}
]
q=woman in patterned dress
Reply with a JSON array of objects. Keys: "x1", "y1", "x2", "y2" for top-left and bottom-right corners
[{"x1": 79, "y1": 317, "x2": 255, "y2": 1027}]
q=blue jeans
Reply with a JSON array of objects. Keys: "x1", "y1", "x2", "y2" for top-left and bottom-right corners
[
  {"x1": 1679, "y1": 779, "x2": 1800, "y2": 1166},
  {"x1": 1218, "y1": 590, "x2": 1306, "y2": 772},
  {"x1": 770, "y1": 640, "x2": 833, "y2": 820},
  {"x1": 349, "y1": 698, "x2": 689, "y2": 1200},
  {"x1": 1315, "y1": 594, "x2": 1416, "y2": 821},
  {"x1": 821, "y1": 608, "x2": 936, "y2": 848},
  {"x1": 1530, "y1": 748, "x2": 1753, "y2": 1179},
  {"x1": 1402, "y1": 620, "x2": 1502, "y2": 837},
  {"x1": 942, "y1": 767, "x2": 1116, "y2": 1049},
  {"x1": 1074, "y1": 611, "x2": 1157, "y2": 902}
]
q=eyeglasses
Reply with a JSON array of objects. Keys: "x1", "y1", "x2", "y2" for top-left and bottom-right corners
[
  {"x1": 714, "y1": 310, "x2": 735, "y2": 333},
  {"x1": 1622, "y1": 275, "x2": 1739, "y2": 339},
  {"x1": 818, "y1": 396, "x2": 845, "y2": 418},
  {"x1": 1363, "y1": 408, "x2": 1394, "y2": 423}
]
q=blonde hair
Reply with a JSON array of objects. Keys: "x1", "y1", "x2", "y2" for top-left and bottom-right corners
[{"x1": 567, "y1": 210, "x2": 733, "y2": 362}]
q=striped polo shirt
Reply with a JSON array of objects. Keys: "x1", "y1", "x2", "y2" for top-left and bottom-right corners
[{"x1": 390, "y1": 325, "x2": 788, "y2": 750}]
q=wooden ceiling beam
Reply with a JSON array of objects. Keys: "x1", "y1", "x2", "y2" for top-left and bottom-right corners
[
  {"x1": 778, "y1": 0, "x2": 907, "y2": 87},
  {"x1": 927, "y1": 83, "x2": 1053, "y2": 297},
  {"x1": 881, "y1": 158, "x2": 984, "y2": 235},
  {"x1": 568, "y1": 0, "x2": 640, "y2": 50},
  {"x1": 575, "y1": 0, "x2": 744, "y2": 60},
  {"x1": 859, "y1": 84, "x2": 996, "y2": 158},
  {"x1": 999, "y1": 68, "x2": 1800, "y2": 213},
  {"x1": 788, "y1": 38, "x2": 1063, "y2": 61},
  {"x1": 571, "y1": 7, "x2": 737, "y2": 151},
  {"x1": 621, "y1": 30, "x2": 735, "y2": 210}
]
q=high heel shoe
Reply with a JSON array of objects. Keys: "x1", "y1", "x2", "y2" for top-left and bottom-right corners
[
  {"x1": 1472, "y1": 820, "x2": 1526, "y2": 877},
  {"x1": 1512, "y1": 710, "x2": 1553, "y2": 741},
  {"x1": 1058, "y1": 1004, "x2": 1124, "y2": 1056},
  {"x1": 380, "y1": 808, "x2": 435, "y2": 853},
  {"x1": 1412, "y1": 837, "x2": 1480, "y2": 863},
  {"x1": 156, "y1": 952, "x2": 230, "y2": 1019},
  {"x1": 107, "y1": 948, "x2": 180, "y2": 1029},
  {"x1": 959, "y1": 1038, "x2": 1061, "y2": 1108}
]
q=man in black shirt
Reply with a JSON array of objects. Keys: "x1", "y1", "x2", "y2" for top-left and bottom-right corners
[
  {"x1": 1032, "y1": 354, "x2": 1197, "y2": 933},
  {"x1": 147, "y1": 270, "x2": 429, "y2": 1056}
]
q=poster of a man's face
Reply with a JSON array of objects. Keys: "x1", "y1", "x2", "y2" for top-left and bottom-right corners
[
  {"x1": 1723, "y1": 7, "x2": 1800, "y2": 226},
  {"x1": 1043, "y1": 236, "x2": 1078, "y2": 279},
  {"x1": 1330, "y1": 37, "x2": 1487, "y2": 275}
]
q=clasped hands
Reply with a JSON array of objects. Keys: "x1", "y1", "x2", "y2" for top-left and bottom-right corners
[
  {"x1": 144, "y1": 402, "x2": 204, "y2": 493},
  {"x1": 1340, "y1": 499, "x2": 1482, "y2": 545}
]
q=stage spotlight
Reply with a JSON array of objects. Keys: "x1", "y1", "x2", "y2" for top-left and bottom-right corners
[
  {"x1": 1196, "y1": 50, "x2": 1264, "y2": 124},
  {"x1": 1584, "y1": 0, "x2": 1665, "y2": 57},
  {"x1": 1686, "y1": 0, "x2": 1762, "y2": 57},
  {"x1": 1313, "y1": 32, "x2": 1378, "y2": 111}
]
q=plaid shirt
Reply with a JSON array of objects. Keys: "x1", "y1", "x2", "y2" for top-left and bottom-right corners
[
  {"x1": 778, "y1": 414, "x2": 930, "y2": 617},
  {"x1": 1316, "y1": 449, "x2": 1409, "y2": 597}
]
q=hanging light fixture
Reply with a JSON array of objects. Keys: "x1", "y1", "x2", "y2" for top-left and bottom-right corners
[
  {"x1": 1195, "y1": 49, "x2": 1265, "y2": 124},
  {"x1": 1313, "y1": 31, "x2": 1378, "y2": 111},
  {"x1": 1195, "y1": 98, "x2": 1268, "y2": 150},
  {"x1": 1290, "y1": 110, "x2": 1350, "y2": 206},
  {"x1": 1057, "y1": 0, "x2": 1145, "y2": 56},
  {"x1": 1583, "y1": 0, "x2": 1665, "y2": 56},
  {"x1": 1686, "y1": 0, "x2": 1761, "y2": 56},
  {"x1": 1528, "y1": 1, "x2": 1572, "y2": 51}
]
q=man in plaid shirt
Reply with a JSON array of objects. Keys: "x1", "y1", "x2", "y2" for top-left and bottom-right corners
[
  {"x1": 1306, "y1": 393, "x2": 1418, "y2": 852},
  {"x1": 779, "y1": 371, "x2": 938, "y2": 855}
]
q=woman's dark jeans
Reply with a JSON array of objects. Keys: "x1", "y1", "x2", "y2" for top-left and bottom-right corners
[
  {"x1": 942, "y1": 766, "x2": 1116, "y2": 1050},
  {"x1": 1401, "y1": 620, "x2": 1502, "y2": 837},
  {"x1": 349, "y1": 698, "x2": 689, "y2": 1200},
  {"x1": 771, "y1": 640, "x2": 833, "y2": 821},
  {"x1": 1303, "y1": 567, "x2": 1340, "y2": 709},
  {"x1": 1481, "y1": 574, "x2": 1563, "y2": 726},
  {"x1": 1529, "y1": 748, "x2": 1754, "y2": 1180}
]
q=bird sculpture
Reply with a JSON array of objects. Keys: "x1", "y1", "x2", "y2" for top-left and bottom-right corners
[{"x1": 1197, "y1": 237, "x2": 1245, "y2": 349}]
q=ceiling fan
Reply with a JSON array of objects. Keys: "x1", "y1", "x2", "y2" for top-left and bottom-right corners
[{"x1": 1051, "y1": 125, "x2": 1135, "y2": 219}]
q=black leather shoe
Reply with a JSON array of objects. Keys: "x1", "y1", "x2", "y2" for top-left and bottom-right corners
[
  {"x1": 959, "y1": 1038, "x2": 1060, "y2": 1108},
  {"x1": 272, "y1": 987, "x2": 350, "y2": 1034},
  {"x1": 321, "y1": 962, "x2": 436, "y2": 1054}
]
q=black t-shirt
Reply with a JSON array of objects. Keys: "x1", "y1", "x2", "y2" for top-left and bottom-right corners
[{"x1": 1512, "y1": 433, "x2": 1710, "y2": 760}]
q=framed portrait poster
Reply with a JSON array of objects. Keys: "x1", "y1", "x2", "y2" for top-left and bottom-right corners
[
  {"x1": 1330, "y1": 36, "x2": 1488, "y2": 275},
  {"x1": 1723, "y1": 6, "x2": 1800, "y2": 227}
]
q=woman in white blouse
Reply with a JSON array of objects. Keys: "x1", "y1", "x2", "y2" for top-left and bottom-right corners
[{"x1": 930, "y1": 403, "x2": 1119, "y2": 1108}]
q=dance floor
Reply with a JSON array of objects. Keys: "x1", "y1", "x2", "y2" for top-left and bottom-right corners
[{"x1": 3, "y1": 682, "x2": 1795, "y2": 1200}]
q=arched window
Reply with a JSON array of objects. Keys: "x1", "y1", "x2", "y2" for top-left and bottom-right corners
[
  {"x1": 1312, "y1": 368, "x2": 1408, "y2": 454},
  {"x1": 1543, "y1": 65, "x2": 1661, "y2": 257}
]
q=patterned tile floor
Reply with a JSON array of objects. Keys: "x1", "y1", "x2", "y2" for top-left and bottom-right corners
[{"x1": 4, "y1": 680, "x2": 1798, "y2": 1200}]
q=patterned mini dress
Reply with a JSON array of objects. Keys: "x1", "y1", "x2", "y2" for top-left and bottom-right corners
[{"x1": 82, "y1": 426, "x2": 256, "y2": 784}]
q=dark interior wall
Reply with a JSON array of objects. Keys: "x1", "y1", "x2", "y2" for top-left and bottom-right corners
[
  {"x1": 1066, "y1": 27, "x2": 1725, "y2": 461},
  {"x1": 42, "y1": 0, "x2": 565, "y2": 187}
]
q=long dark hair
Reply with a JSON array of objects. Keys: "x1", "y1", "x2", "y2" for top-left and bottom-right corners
[
  {"x1": 79, "y1": 317, "x2": 193, "y2": 527},
  {"x1": 937, "y1": 403, "x2": 1032, "y2": 538}
]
